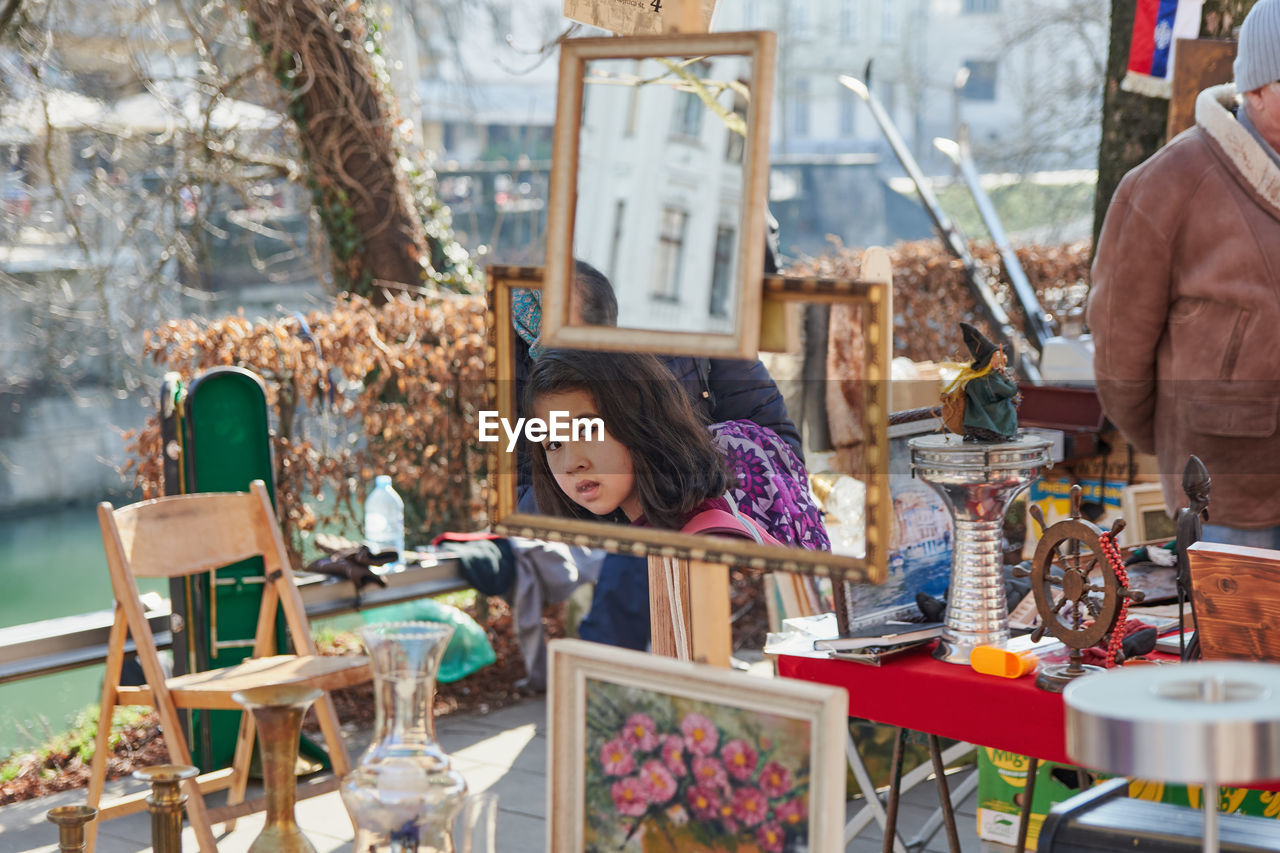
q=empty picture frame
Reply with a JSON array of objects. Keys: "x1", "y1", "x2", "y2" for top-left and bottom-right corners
[
  {"x1": 483, "y1": 257, "x2": 891, "y2": 584},
  {"x1": 547, "y1": 638, "x2": 847, "y2": 853},
  {"x1": 1119, "y1": 482, "x2": 1175, "y2": 547},
  {"x1": 542, "y1": 32, "x2": 776, "y2": 359}
]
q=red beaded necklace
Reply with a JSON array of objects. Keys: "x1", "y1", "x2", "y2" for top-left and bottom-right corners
[{"x1": 1098, "y1": 529, "x2": 1129, "y2": 667}]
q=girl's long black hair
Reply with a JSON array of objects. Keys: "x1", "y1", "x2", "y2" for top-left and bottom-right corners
[{"x1": 526, "y1": 349, "x2": 730, "y2": 530}]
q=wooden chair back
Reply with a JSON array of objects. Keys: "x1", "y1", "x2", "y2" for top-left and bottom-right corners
[
  {"x1": 99, "y1": 480, "x2": 318, "y2": 661},
  {"x1": 107, "y1": 490, "x2": 283, "y2": 578}
]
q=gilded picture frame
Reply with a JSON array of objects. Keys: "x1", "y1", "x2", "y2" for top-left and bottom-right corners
[
  {"x1": 483, "y1": 256, "x2": 891, "y2": 584},
  {"x1": 542, "y1": 31, "x2": 775, "y2": 360}
]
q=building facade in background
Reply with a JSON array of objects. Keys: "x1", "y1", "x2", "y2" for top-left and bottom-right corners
[{"x1": 418, "y1": 0, "x2": 1104, "y2": 172}]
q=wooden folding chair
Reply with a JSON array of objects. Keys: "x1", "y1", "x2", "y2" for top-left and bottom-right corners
[{"x1": 86, "y1": 480, "x2": 370, "y2": 853}]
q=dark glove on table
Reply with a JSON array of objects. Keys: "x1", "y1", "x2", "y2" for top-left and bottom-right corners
[
  {"x1": 1081, "y1": 623, "x2": 1156, "y2": 666},
  {"x1": 304, "y1": 545, "x2": 395, "y2": 590}
]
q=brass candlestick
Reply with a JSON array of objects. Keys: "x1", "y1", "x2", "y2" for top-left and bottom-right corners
[
  {"x1": 133, "y1": 765, "x2": 199, "y2": 853},
  {"x1": 233, "y1": 684, "x2": 323, "y2": 853},
  {"x1": 47, "y1": 805, "x2": 97, "y2": 852}
]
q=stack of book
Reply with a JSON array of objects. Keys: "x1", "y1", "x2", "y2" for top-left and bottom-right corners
[{"x1": 813, "y1": 621, "x2": 943, "y2": 665}]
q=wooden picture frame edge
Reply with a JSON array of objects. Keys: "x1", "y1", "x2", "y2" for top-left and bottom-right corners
[
  {"x1": 547, "y1": 638, "x2": 847, "y2": 853},
  {"x1": 542, "y1": 31, "x2": 776, "y2": 360}
]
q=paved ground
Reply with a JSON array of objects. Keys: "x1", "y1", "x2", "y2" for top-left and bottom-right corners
[{"x1": 0, "y1": 693, "x2": 1020, "y2": 852}]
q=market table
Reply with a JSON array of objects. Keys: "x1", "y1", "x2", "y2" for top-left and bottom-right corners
[
  {"x1": 779, "y1": 642, "x2": 1089, "y2": 853},
  {"x1": 778, "y1": 644, "x2": 1280, "y2": 853},
  {"x1": 778, "y1": 642, "x2": 1073, "y2": 764}
]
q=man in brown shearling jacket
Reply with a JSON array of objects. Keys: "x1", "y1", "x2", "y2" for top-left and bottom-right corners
[{"x1": 1090, "y1": 0, "x2": 1280, "y2": 547}]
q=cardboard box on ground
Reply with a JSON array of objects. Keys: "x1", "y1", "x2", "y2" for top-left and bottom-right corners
[
  {"x1": 980, "y1": 748, "x2": 1280, "y2": 852},
  {"x1": 1117, "y1": 777, "x2": 1280, "y2": 820},
  {"x1": 1022, "y1": 428, "x2": 1161, "y2": 560},
  {"x1": 977, "y1": 749, "x2": 1086, "y2": 850}
]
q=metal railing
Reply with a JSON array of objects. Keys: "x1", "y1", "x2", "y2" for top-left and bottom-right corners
[{"x1": 0, "y1": 555, "x2": 467, "y2": 686}]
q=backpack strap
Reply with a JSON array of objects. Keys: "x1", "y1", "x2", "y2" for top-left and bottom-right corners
[
  {"x1": 683, "y1": 508, "x2": 762, "y2": 541},
  {"x1": 683, "y1": 498, "x2": 782, "y2": 546},
  {"x1": 722, "y1": 493, "x2": 759, "y2": 542}
]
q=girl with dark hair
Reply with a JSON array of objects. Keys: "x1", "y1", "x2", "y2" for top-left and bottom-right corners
[{"x1": 527, "y1": 349, "x2": 778, "y2": 541}]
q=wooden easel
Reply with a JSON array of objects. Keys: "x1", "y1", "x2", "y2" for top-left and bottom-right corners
[{"x1": 648, "y1": 556, "x2": 732, "y2": 665}]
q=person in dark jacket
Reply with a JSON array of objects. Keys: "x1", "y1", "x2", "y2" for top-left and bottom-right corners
[{"x1": 511, "y1": 260, "x2": 803, "y2": 649}]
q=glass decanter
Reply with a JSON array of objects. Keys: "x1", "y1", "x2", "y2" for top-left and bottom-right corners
[{"x1": 341, "y1": 621, "x2": 469, "y2": 852}]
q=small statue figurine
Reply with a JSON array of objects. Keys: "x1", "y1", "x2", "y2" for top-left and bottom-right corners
[
  {"x1": 943, "y1": 323, "x2": 1020, "y2": 442},
  {"x1": 1174, "y1": 455, "x2": 1210, "y2": 660}
]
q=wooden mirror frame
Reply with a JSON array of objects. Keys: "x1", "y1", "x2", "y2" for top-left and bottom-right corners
[
  {"x1": 484, "y1": 258, "x2": 891, "y2": 584},
  {"x1": 542, "y1": 31, "x2": 775, "y2": 360}
]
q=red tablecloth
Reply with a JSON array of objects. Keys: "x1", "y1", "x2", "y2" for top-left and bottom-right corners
[
  {"x1": 779, "y1": 644, "x2": 1280, "y2": 789},
  {"x1": 778, "y1": 643, "x2": 1072, "y2": 765}
]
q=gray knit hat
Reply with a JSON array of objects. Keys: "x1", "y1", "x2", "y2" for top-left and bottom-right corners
[{"x1": 1236, "y1": 0, "x2": 1280, "y2": 93}]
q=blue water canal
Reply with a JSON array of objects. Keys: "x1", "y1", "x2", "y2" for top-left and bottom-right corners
[{"x1": 0, "y1": 503, "x2": 166, "y2": 759}]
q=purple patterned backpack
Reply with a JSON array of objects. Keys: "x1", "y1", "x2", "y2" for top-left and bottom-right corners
[{"x1": 708, "y1": 420, "x2": 831, "y2": 552}]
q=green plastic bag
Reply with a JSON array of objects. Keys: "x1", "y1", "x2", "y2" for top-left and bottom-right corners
[{"x1": 360, "y1": 599, "x2": 496, "y2": 683}]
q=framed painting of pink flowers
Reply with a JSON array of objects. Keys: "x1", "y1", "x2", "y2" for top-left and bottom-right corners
[{"x1": 548, "y1": 639, "x2": 847, "y2": 853}]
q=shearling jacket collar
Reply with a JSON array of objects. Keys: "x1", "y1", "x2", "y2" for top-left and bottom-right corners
[{"x1": 1196, "y1": 83, "x2": 1280, "y2": 212}]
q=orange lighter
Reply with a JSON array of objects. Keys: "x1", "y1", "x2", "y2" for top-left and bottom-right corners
[{"x1": 970, "y1": 644, "x2": 1038, "y2": 678}]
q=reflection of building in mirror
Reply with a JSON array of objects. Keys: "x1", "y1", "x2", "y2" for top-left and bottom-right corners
[{"x1": 573, "y1": 55, "x2": 752, "y2": 335}]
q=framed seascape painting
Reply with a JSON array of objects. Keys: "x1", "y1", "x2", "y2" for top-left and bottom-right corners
[{"x1": 548, "y1": 639, "x2": 847, "y2": 853}]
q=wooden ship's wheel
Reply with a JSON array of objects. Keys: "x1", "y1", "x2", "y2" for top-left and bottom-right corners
[{"x1": 1017, "y1": 485, "x2": 1144, "y2": 692}]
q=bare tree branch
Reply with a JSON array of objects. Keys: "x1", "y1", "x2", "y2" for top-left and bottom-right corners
[{"x1": 0, "y1": 0, "x2": 23, "y2": 40}]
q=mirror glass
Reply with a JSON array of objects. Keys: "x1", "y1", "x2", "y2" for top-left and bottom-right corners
[
  {"x1": 543, "y1": 33, "x2": 774, "y2": 360},
  {"x1": 484, "y1": 266, "x2": 891, "y2": 584},
  {"x1": 573, "y1": 54, "x2": 752, "y2": 335}
]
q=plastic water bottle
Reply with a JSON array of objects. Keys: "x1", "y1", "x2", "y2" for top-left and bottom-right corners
[{"x1": 364, "y1": 475, "x2": 404, "y2": 572}]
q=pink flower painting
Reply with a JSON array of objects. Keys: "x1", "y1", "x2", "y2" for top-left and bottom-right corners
[
  {"x1": 758, "y1": 761, "x2": 792, "y2": 798},
  {"x1": 685, "y1": 784, "x2": 722, "y2": 821},
  {"x1": 640, "y1": 760, "x2": 678, "y2": 805},
  {"x1": 681, "y1": 712, "x2": 719, "y2": 756},
  {"x1": 756, "y1": 820, "x2": 786, "y2": 853},
  {"x1": 584, "y1": 680, "x2": 813, "y2": 852},
  {"x1": 774, "y1": 797, "x2": 807, "y2": 828},
  {"x1": 731, "y1": 786, "x2": 768, "y2": 827},
  {"x1": 660, "y1": 734, "x2": 686, "y2": 776},
  {"x1": 601, "y1": 737, "x2": 635, "y2": 777},
  {"x1": 691, "y1": 755, "x2": 729, "y2": 791},
  {"x1": 721, "y1": 738, "x2": 759, "y2": 781},
  {"x1": 611, "y1": 775, "x2": 649, "y2": 817},
  {"x1": 623, "y1": 713, "x2": 660, "y2": 751}
]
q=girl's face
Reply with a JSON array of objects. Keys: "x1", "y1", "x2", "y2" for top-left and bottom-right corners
[{"x1": 534, "y1": 389, "x2": 642, "y2": 521}]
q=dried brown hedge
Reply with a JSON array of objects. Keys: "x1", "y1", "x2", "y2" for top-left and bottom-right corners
[
  {"x1": 124, "y1": 291, "x2": 489, "y2": 562},
  {"x1": 788, "y1": 239, "x2": 1092, "y2": 362}
]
